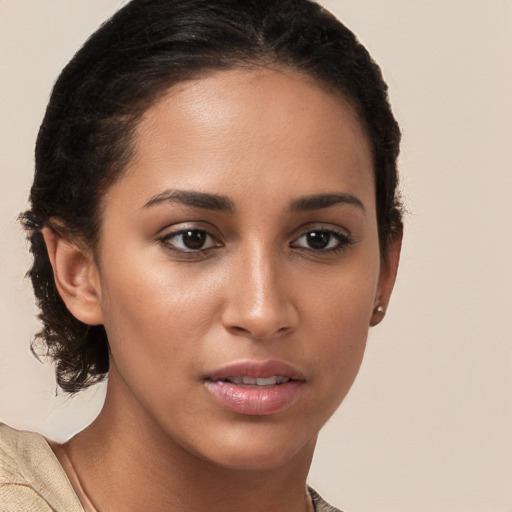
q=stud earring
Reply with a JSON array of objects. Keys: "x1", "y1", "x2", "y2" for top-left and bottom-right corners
[
  {"x1": 374, "y1": 305, "x2": 385, "y2": 315},
  {"x1": 370, "y1": 304, "x2": 386, "y2": 326}
]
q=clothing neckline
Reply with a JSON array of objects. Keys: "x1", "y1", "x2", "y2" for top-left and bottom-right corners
[{"x1": 44, "y1": 437, "x2": 97, "y2": 512}]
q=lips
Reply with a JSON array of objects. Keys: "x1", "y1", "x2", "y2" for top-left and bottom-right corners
[{"x1": 204, "y1": 360, "x2": 305, "y2": 416}]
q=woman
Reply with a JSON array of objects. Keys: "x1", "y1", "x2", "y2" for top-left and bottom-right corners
[{"x1": 0, "y1": 0, "x2": 402, "y2": 510}]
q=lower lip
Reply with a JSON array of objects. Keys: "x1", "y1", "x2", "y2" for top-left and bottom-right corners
[{"x1": 204, "y1": 380, "x2": 304, "y2": 416}]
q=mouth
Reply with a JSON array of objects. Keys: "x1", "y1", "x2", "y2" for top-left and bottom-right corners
[
  {"x1": 204, "y1": 360, "x2": 306, "y2": 416},
  {"x1": 212, "y1": 375, "x2": 294, "y2": 386}
]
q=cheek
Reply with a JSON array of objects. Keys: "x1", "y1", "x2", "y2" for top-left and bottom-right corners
[
  {"x1": 300, "y1": 253, "x2": 380, "y2": 392},
  {"x1": 307, "y1": 291, "x2": 370, "y2": 379},
  {"x1": 302, "y1": 250, "x2": 379, "y2": 331},
  {"x1": 98, "y1": 257, "x2": 223, "y2": 373},
  {"x1": 301, "y1": 300, "x2": 370, "y2": 426}
]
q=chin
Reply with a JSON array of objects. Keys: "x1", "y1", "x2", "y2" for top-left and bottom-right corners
[{"x1": 198, "y1": 426, "x2": 316, "y2": 472}]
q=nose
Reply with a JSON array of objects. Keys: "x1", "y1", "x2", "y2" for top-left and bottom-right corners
[{"x1": 221, "y1": 247, "x2": 299, "y2": 341}]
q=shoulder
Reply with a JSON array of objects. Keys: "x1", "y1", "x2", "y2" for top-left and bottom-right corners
[
  {"x1": 308, "y1": 486, "x2": 344, "y2": 512},
  {"x1": 0, "y1": 423, "x2": 84, "y2": 512}
]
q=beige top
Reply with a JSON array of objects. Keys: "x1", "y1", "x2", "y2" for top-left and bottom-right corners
[
  {"x1": 0, "y1": 423, "x2": 84, "y2": 512},
  {"x1": 0, "y1": 423, "x2": 341, "y2": 512}
]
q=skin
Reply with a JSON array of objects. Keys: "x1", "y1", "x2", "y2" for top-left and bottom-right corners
[{"x1": 44, "y1": 67, "x2": 401, "y2": 512}]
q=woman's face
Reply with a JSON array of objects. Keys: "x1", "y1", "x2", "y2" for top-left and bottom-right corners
[{"x1": 88, "y1": 67, "x2": 396, "y2": 470}]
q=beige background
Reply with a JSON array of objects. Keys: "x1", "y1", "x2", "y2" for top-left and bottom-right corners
[{"x1": 1, "y1": 1, "x2": 511, "y2": 510}]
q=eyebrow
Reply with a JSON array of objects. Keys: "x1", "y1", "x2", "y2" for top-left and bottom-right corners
[
  {"x1": 290, "y1": 193, "x2": 366, "y2": 214},
  {"x1": 143, "y1": 189, "x2": 235, "y2": 213}
]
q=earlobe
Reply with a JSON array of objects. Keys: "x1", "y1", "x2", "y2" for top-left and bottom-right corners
[
  {"x1": 370, "y1": 228, "x2": 403, "y2": 327},
  {"x1": 42, "y1": 226, "x2": 104, "y2": 326},
  {"x1": 369, "y1": 304, "x2": 386, "y2": 327}
]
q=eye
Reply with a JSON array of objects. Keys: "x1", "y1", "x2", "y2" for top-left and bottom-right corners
[
  {"x1": 291, "y1": 229, "x2": 352, "y2": 252},
  {"x1": 161, "y1": 229, "x2": 220, "y2": 252}
]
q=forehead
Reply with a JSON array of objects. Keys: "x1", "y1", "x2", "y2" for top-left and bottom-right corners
[{"x1": 109, "y1": 66, "x2": 374, "y2": 212}]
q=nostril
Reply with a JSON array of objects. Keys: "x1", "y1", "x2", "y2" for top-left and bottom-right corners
[
  {"x1": 225, "y1": 322, "x2": 293, "y2": 341},
  {"x1": 228, "y1": 324, "x2": 265, "y2": 340}
]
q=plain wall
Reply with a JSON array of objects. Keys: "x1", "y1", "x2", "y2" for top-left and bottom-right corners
[{"x1": 1, "y1": 1, "x2": 511, "y2": 511}]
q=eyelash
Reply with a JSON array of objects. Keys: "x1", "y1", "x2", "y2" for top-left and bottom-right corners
[
  {"x1": 290, "y1": 228, "x2": 353, "y2": 254},
  {"x1": 160, "y1": 228, "x2": 221, "y2": 254},
  {"x1": 159, "y1": 226, "x2": 353, "y2": 256}
]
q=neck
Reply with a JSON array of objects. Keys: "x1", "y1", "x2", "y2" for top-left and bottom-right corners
[{"x1": 60, "y1": 371, "x2": 316, "y2": 512}]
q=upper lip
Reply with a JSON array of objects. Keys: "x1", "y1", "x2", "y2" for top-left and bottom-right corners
[{"x1": 206, "y1": 360, "x2": 306, "y2": 382}]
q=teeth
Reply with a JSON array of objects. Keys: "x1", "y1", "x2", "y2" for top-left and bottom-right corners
[
  {"x1": 255, "y1": 376, "x2": 277, "y2": 386},
  {"x1": 224, "y1": 376, "x2": 290, "y2": 386}
]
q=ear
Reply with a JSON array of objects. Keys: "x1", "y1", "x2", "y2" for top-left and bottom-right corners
[
  {"x1": 42, "y1": 226, "x2": 104, "y2": 326},
  {"x1": 370, "y1": 227, "x2": 403, "y2": 327}
]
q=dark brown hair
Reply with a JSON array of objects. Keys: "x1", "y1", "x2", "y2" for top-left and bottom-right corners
[{"x1": 21, "y1": 0, "x2": 402, "y2": 393}]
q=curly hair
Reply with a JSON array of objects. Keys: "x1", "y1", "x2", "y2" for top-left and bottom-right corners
[{"x1": 21, "y1": 0, "x2": 402, "y2": 393}]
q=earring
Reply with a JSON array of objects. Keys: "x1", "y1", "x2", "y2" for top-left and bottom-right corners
[
  {"x1": 374, "y1": 305, "x2": 385, "y2": 315},
  {"x1": 370, "y1": 304, "x2": 385, "y2": 326}
]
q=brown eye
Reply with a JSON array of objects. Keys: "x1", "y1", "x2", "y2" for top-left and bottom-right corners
[
  {"x1": 291, "y1": 229, "x2": 352, "y2": 252},
  {"x1": 162, "y1": 229, "x2": 219, "y2": 252},
  {"x1": 305, "y1": 231, "x2": 331, "y2": 250},
  {"x1": 181, "y1": 230, "x2": 208, "y2": 250}
]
